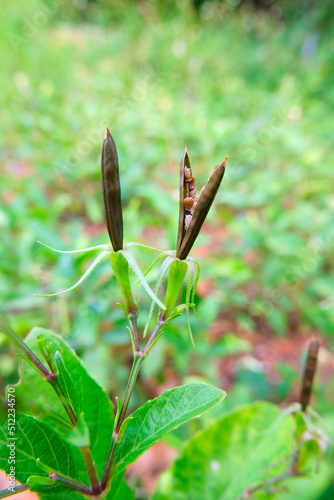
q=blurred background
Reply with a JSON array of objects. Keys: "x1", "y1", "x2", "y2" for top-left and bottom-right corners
[{"x1": 0, "y1": 0, "x2": 333, "y2": 498}]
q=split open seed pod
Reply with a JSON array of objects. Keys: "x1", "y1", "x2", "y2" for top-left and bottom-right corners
[{"x1": 176, "y1": 147, "x2": 228, "y2": 260}]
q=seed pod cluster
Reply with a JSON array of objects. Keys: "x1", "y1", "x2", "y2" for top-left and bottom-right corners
[
  {"x1": 176, "y1": 146, "x2": 228, "y2": 260},
  {"x1": 101, "y1": 128, "x2": 123, "y2": 252}
]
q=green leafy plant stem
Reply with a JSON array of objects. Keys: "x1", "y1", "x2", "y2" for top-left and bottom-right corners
[
  {"x1": 49, "y1": 472, "x2": 93, "y2": 495},
  {"x1": 0, "y1": 316, "x2": 50, "y2": 378},
  {"x1": 101, "y1": 352, "x2": 144, "y2": 489},
  {"x1": 0, "y1": 484, "x2": 31, "y2": 499},
  {"x1": 80, "y1": 446, "x2": 102, "y2": 495}
]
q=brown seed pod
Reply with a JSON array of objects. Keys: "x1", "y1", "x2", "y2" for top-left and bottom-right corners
[
  {"x1": 299, "y1": 338, "x2": 320, "y2": 411},
  {"x1": 101, "y1": 128, "x2": 123, "y2": 251},
  {"x1": 177, "y1": 155, "x2": 228, "y2": 260}
]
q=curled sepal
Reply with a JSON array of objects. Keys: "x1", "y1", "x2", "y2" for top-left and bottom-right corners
[
  {"x1": 162, "y1": 259, "x2": 188, "y2": 320},
  {"x1": 37, "y1": 240, "x2": 112, "y2": 254},
  {"x1": 34, "y1": 249, "x2": 112, "y2": 297},
  {"x1": 177, "y1": 150, "x2": 228, "y2": 260},
  {"x1": 102, "y1": 128, "x2": 123, "y2": 251}
]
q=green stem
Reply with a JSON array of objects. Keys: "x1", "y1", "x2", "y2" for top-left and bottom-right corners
[
  {"x1": 101, "y1": 353, "x2": 144, "y2": 490},
  {"x1": 80, "y1": 446, "x2": 101, "y2": 495},
  {"x1": 48, "y1": 377, "x2": 77, "y2": 426},
  {"x1": 116, "y1": 353, "x2": 144, "y2": 432},
  {"x1": 0, "y1": 316, "x2": 50, "y2": 378},
  {"x1": 143, "y1": 318, "x2": 164, "y2": 355},
  {"x1": 49, "y1": 472, "x2": 93, "y2": 495}
]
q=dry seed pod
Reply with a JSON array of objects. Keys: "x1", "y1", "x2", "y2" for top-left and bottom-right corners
[
  {"x1": 177, "y1": 153, "x2": 228, "y2": 260},
  {"x1": 299, "y1": 338, "x2": 320, "y2": 411},
  {"x1": 101, "y1": 128, "x2": 123, "y2": 251}
]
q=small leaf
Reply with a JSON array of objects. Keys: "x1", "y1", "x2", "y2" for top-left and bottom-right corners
[
  {"x1": 27, "y1": 476, "x2": 55, "y2": 486},
  {"x1": 112, "y1": 383, "x2": 225, "y2": 477}
]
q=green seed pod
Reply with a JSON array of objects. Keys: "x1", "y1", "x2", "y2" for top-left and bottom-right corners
[
  {"x1": 176, "y1": 150, "x2": 228, "y2": 260},
  {"x1": 101, "y1": 128, "x2": 123, "y2": 251},
  {"x1": 299, "y1": 338, "x2": 320, "y2": 411}
]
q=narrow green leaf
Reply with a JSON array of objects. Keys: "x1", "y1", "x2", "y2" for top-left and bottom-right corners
[
  {"x1": 106, "y1": 472, "x2": 135, "y2": 500},
  {"x1": 34, "y1": 249, "x2": 111, "y2": 297},
  {"x1": 0, "y1": 415, "x2": 88, "y2": 494},
  {"x1": 54, "y1": 350, "x2": 81, "y2": 418},
  {"x1": 113, "y1": 383, "x2": 225, "y2": 477}
]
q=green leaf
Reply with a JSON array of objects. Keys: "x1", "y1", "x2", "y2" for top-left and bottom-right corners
[
  {"x1": 54, "y1": 350, "x2": 81, "y2": 418},
  {"x1": 152, "y1": 402, "x2": 297, "y2": 500},
  {"x1": 106, "y1": 472, "x2": 135, "y2": 500},
  {"x1": 113, "y1": 383, "x2": 225, "y2": 477},
  {"x1": 0, "y1": 415, "x2": 88, "y2": 494},
  {"x1": 13, "y1": 327, "x2": 114, "y2": 480}
]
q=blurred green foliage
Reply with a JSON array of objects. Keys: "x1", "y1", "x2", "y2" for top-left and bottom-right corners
[{"x1": 0, "y1": 0, "x2": 333, "y2": 496}]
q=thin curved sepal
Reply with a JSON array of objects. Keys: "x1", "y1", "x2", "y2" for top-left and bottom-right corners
[
  {"x1": 143, "y1": 255, "x2": 175, "y2": 338},
  {"x1": 121, "y1": 250, "x2": 166, "y2": 311},
  {"x1": 37, "y1": 240, "x2": 112, "y2": 254},
  {"x1": 185, "y1": 261, "x2": 198, "y2": 347},
  {"x1": 125, "y1": 242, "x2": 164, "y2": 253},
  {"x1": 34, "y1": 249, "x2": 111, "y2": 297}
]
